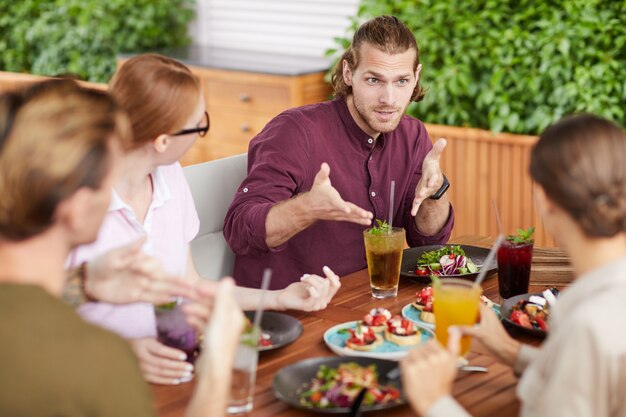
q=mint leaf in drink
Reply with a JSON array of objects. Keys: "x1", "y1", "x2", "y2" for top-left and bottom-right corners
[
  {"x1": 156, "y1": 300, "x2": 177, "y2": 310},
  {"x1": 368, "y1": 219, "x2": 392, "y2": 235},
  {"x1": 507, "y1": 226, "x2": 535, "y2": 244}
]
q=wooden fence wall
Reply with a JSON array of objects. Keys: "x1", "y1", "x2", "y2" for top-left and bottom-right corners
[
  {"x1": 426, "y1": 124, "x2": 555, "y2": 247},
  {"x1": 0, "y1": 71, "x2": 555, "y2": 247}
]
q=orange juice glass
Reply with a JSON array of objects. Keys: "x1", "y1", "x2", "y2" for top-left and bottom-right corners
[{"x1": 433, "y1": 278, "x2": 481, "y2": 356}]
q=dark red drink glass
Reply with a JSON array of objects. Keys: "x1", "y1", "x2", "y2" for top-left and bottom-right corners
[
  {"x1": 155, "y1": 300, "x2": 200, "y2": 381},
  {"x1": 497, "y1": 241, "x2": 533, "y2": 299}
]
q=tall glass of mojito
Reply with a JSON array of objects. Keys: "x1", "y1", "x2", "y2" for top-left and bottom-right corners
[{"x1": 363, "y1": 223, "x2": 405, "y2": 299}]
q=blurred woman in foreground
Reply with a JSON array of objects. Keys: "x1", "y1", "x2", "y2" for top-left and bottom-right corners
[
  {"x1": 0, "y1": 80, "x2": 242, "y2": 416},
  {"x1": 402, "y1": 114, "x2": 626, "y2": 417}
]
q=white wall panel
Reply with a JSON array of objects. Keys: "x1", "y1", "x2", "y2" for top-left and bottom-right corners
[{"x1": 189, "y1": 0, "x2": 360, "y2": 58}]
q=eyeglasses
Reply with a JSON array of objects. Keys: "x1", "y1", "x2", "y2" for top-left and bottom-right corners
[{"x1": 170, "y1": 111, "x2": 210, "y2": 137}]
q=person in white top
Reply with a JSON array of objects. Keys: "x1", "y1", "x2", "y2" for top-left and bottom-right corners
[
  {"x1": 401, "y1": 114, "x2": 626, "y2": 417},
  {"x1": 67, "y1": 54, "x2": 341, "y2": 385}
]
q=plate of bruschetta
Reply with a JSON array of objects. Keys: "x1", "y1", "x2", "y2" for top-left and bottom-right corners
[{"x1": 323, "y1": 313, "x2": 434, "y2": 361}]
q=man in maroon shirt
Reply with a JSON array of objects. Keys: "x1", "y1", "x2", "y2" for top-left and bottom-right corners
[{"x1": 224, "y1": 16, "x2": 454, "y2": 289}]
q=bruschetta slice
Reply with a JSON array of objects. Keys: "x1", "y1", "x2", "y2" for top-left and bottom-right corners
[
  {"x1": 345, "y1": 325, "x2": 383, "y2": 351},
  {"x1": 384, "y1": 315, "x2": 422, "y2": 346},
  {"x1": 362, "y1": 308, "x2": 392, "y2": 333},
  {"x1": 412, "y1": 286, "x2": 435, "y2": 323}
]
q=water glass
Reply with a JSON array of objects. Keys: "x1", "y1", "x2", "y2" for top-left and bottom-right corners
[{"x1": 227, "y1": 330, "x2": 259, "y2": 414}]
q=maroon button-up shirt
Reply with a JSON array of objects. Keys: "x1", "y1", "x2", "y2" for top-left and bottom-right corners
[{"x1": 224, "y1": 98, "x2": 454, "y2": 289}]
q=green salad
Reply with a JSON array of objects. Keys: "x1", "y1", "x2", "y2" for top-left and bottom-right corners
[{"x1": 415, "y1": 245, "x2": 478, "y2": 276}]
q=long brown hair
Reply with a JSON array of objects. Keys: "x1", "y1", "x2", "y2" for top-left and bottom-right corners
[
  {"x1": 530, "y1": 114, "x2": 626, "y2": 237},
  {"x1": 0, "y1": 79, "x2": 131, "y2": 241},
  {"x1": 331, "y1": 15, "x2": 425, "y2": 102},
  {"x1": 109, "y1": 53, "x2": 201, "y2": 148}
]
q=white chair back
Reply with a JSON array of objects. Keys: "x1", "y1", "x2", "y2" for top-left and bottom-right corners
[{"x1": 183, "y1": 153, "x2": 247, "y2": 280}]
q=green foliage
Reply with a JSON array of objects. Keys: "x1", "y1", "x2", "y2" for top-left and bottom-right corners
[
  {"x1": 0, "y1": 0, "x2": 195, "y2": 82},
  {"x1": 367, "y1": 219, "x2": 393, "y2": 235},
  {"x1": 507, "y1": 227, "x2": 535, "y2": 244},
  {"x1": 330, "y1": 0, "x2": 626, "y2": 134}
]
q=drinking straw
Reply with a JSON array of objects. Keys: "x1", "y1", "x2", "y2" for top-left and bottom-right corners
[
  {"x1": 492, "y1": 199, "x2": 504, "y2": 236},
  {"x1": 253, "y1": 268, "x2": 272, "y2": 336},
  {"x1": 473, "y1": 234, "x2": 505, "y2": 288},
  {"x1": 388, "y1": 180, "x2": 395, "y2": 231}
]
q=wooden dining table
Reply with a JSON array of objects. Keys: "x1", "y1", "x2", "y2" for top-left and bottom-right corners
[{"x1": 152, "y1": 235, "x2": 574, "y2": 417}]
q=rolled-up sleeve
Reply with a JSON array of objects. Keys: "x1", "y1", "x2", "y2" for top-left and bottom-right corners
[
  {"x1": 402, "y1": 123, "x2": 455, "y2": 247},
  {"x1": 224, "y1": 113, "x2": 309, "y2": 256}
]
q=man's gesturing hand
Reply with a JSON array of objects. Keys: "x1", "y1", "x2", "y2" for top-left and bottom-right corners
[
  {"x1": 411, "y1": 138, "x2": 447, "y2": 216},
  {"x1": 305, "y1": 162, "x2": 373, "y2": 225}
]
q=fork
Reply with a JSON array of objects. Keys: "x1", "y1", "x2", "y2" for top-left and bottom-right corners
[
  {"x1": 349, "y1": 388, "x2": 368, "y2": 417},
  {"x1": 386, "y1": 365, "x2": 487, "y2": 381}
]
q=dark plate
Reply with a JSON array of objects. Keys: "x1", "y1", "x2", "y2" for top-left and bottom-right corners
[
  {"x1": 244, "y1": 311, "x2": 303, "y2": 352},
  {"x1": 400, "y1": 244, "x2": 498, "y2": 283},
  {"x1": 273, "y1": 356, "x2": 404, "y2": 413},
  {"x1": 500, "y1": 293, "x2": 547, "y2": 338}
]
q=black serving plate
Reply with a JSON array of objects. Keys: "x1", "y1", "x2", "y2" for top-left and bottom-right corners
[
  {"x1": 401, "y1": 244, "x2": 498, "y2": 283},
  {"x1": 501, "y1": 292, "x2": 548, "y2": 338},
  {"x1": 273, "y1": 356, "x2": 404, "y2": 413},
  {"x1": 244, "y1": 311, "x2": 303, "y2": 352}
]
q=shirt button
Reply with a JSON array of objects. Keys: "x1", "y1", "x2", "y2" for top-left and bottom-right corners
[
  {"x1": 243, "y1": 187, "x2": 249, "y2": 193},
  {"x1": 371, "y1": 191, "x2": 376, "y2": 197},
  {"x1": 367, "y1": 138, "x2": 373, "y2": 144}
]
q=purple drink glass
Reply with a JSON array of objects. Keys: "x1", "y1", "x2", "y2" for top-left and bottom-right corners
[
  {"x1": 497, "y1": 241, "x2": 533, "y2": 299},
  {"x1": 155, "y1": 300, "x2": 200, "y2": 382}
]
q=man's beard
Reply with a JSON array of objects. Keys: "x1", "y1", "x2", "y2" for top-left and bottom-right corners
[{"x1": 352, "y1": 95, "x2": 407, "y2": 135}]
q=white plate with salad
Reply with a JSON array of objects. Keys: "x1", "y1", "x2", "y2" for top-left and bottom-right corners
[{"x1": 400, "y1": 244, "x2": 498, "y2": 283}]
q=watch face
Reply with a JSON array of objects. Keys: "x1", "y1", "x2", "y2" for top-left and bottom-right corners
[{"x1": 429, "y1": 174, "x2": 449, "y2": 200}]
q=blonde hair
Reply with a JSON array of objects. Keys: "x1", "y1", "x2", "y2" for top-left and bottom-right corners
[
  {"x1": 0, "y1": 79, "x2": 131, "y2": 241},
  {"x1": 331, "y1": 16, "x2": 425, "y2": 102},
  {"x1": 109, "y1": 53, "x2": 202, "y2": 147}
]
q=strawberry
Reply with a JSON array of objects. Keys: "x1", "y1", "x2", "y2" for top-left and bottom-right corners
[{"x1": 510, "y1": 310, "x2": 532, "y2": 329}]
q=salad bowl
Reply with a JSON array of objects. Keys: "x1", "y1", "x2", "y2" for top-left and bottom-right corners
[{"x1": 401, "y1": 244, "x2": 498, "y2": 283}]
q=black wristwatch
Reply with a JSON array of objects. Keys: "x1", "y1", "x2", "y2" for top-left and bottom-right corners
[{"x1": 429, "y1": 174, "x2": 449, "y2": 200}]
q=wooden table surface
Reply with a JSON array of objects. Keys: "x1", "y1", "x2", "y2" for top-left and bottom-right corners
[{"x1": 152, "y1": 235, "x2": 574, "y2": 417}]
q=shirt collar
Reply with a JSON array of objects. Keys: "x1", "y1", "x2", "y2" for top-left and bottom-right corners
[
  {"x1": 552, "y1": 257, "x2": 626, "y2": 324},
  {"x1": 107, "y1": 165, "x2": 172, "y2": 213},
  {"x1": 334, "y1": 96, "x2": 383, "y2": 149}
]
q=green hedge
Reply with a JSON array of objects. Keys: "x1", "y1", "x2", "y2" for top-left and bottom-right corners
[
  {"x1": 0, "y1": 0, "x2": 195, "y2": 83},
  {"x1": 329, "y1": 0, "x2": 626, "y2": 135}
]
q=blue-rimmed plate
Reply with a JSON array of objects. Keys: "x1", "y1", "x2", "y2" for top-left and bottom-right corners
[
  {"x1": 401, "y1": 301, "x2": 502, "y2": 329},
  {"x1": 323, "y1": 320, "x2": 434, "y2": 361}
]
